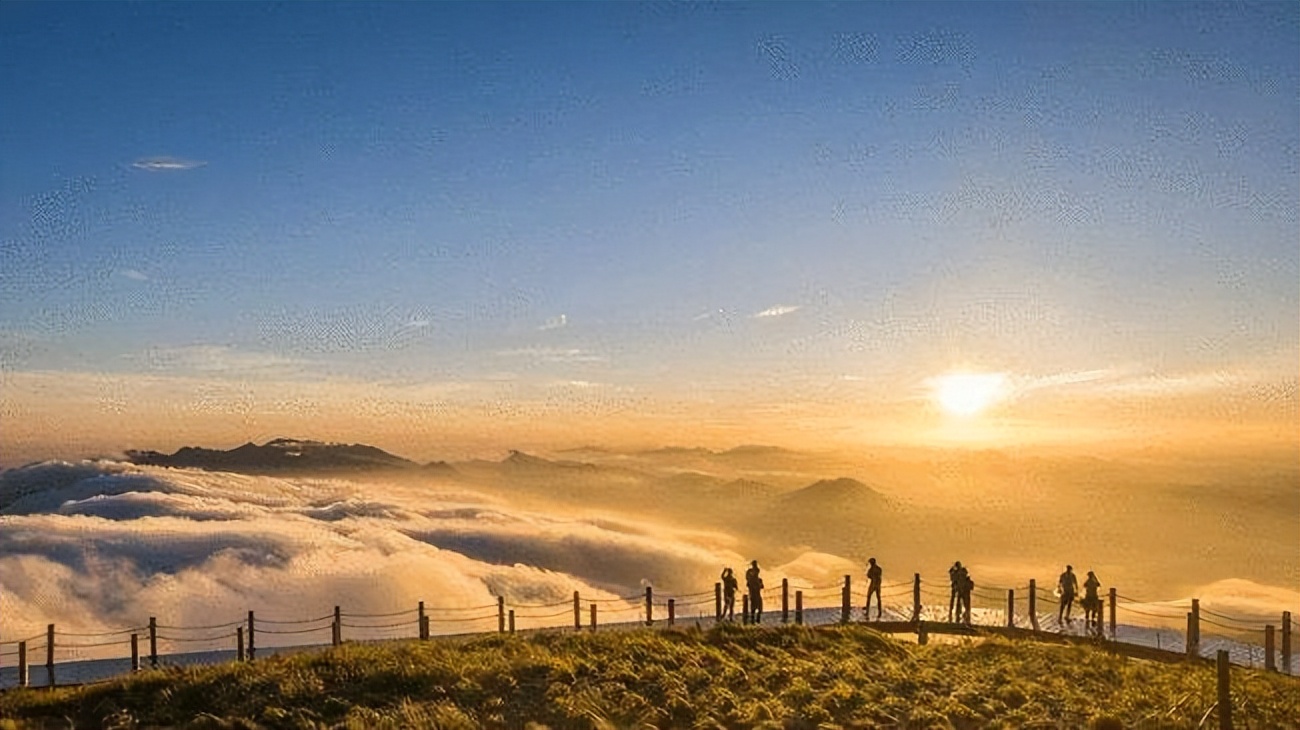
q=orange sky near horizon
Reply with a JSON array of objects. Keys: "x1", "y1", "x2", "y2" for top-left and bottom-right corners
[{"x1": 2, "y1": 363, "x2": 1294, "y2": 466}]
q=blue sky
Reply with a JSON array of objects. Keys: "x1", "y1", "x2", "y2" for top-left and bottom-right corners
[{"x1": 1, "y1": 2, "x2": 1297, "y2": 458}]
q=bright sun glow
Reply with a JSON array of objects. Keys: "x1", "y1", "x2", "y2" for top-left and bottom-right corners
[{"x1": 930, "y1": 372, "x2": 1010, "y2": 417}]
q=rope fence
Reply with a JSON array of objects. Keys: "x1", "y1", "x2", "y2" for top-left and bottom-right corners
[{"x1": 2, "y1": 573, "x2": 1295, "y2": 690}]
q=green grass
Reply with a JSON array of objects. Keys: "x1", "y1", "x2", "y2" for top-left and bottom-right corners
[{"x1": 2, "y1": 624, "x2": 1297, "y2": 729}]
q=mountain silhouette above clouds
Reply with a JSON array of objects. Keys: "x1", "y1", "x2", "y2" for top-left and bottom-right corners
[{"x1": 125, "y1": 438, "x2": 435, "y2": 473}]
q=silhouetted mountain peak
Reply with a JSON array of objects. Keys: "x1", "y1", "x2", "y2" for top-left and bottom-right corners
[
  {"x1": 501, "y1": 450, "x2": 595, "y2": 471},
  {"x1": 783, "y1": 477, "x2": 884, "y2": 505},
  {"x1": 422, "y1": 460, "x2": 460, "y2": 475},
  {"x1": 503, "y1": 450, "x2": 550, "y2": 466},
  {"x1": 126, "y1": 439, "x2": 417, "y2": 473}
]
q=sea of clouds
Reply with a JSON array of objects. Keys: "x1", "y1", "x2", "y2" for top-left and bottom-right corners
[
  {"x1": 2, "y1": 459, "x2": 1295, "y2": 663},
  {"x1": 0, "y1": 460, "x2": 856, "y2": 656}
]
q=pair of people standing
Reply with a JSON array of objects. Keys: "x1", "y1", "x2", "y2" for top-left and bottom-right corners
[
  {"x1": 948, "y1": 561, "x2": 974, "y2": 624},
  {"x1": 720, "y1": 560, "x2": 764, "y2": 623},
  {"x1": 1057, "y1": 565, "x2": 1102, "y2": 628}
]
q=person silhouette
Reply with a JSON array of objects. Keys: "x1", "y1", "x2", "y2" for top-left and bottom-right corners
[
  {"x1": 745, "y1": 560, "x2": 764, "y2": 623},
  {"x1": 720, "y1": 568, "x2": 738, "y2": 621},
  {"x1": 958, "y1": 568, "x2": 974, "y2": 625},
  {"x1": 948, "y1": 561, "x2": 965, "y2": 622},
  {"x1": 1083, "y1": 570, "x2": 1102, "y2": 632},
  {"x1": 1058, "y1": 565, "x2": 1079, "y2": 625},
  {"x1": 864, "y1": 558, "x2": 883, "y2": 620}
]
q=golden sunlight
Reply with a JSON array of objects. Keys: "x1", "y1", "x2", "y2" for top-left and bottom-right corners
[{"x1": 929, "y1": 372, "x2": 1010, "y2": 417}]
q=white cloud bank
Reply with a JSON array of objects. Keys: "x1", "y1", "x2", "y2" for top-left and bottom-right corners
[{"x1": 0, "y1": 461, "x2": 757, "y2": 655}]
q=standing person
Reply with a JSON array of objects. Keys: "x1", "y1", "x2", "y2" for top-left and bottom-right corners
[
  {"x1": 864, "y1": 558, "x2": 883, "y2": 620},
  {"x1": 1083, "y1": 570, "x2": 1102, "y2": 631},
  {"x1": 948, "y1": 561, "x2": 964, "y2": 622},
  {"x1": 1057, "y1": 565, "x2": 1079, "y2": 625},
  {"x1": 958, "y1": 568, "x2": 974, "y2": 625},
  {"x1": 745, "y1": 560, "x2": 764, "y2": 623},
  {"x1": 721, "y1": 568, "x2": 738, "y2": 621}
]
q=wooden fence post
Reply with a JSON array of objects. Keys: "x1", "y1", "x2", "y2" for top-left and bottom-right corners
[
  {"x1": 332, "y1": 605, "x2": 342, "y2": 646},
  {"x1": 147, "y1": 618, "x2": 157, "y2": 668},
  {"x1": 841, "y1": 575, "x2": 851, "y2": 624},
  {"x1": 645, "y1": 586, "x2": 653, "y2": 626},
  {"x1": 668, "y1": 599, "x2": 676, "y2": 627},
  {"x1": 1029, "y1": 579, "x2": 1039, "y2": 631},
  {"x1": 418, "y1": 601, "x2": 428, "y2": 640},
  {"x1": 131, "y1": 633, "x2": 140, "y2": 671},
  {"x1": 236, "y1": 627, "x2": 245, "y2": 662},
  {"x1": 46, "y1": 623, "x2": 55, "y2": 674},
  {"x1": 714, "y1": 582, "x2": 722, "y2": 623},
  {"x1": 912, "y1": 573, "x2": 921, "y2": 623},
  {"x1": 1186, "y1": 613, "x2": 1196, "y2": 659},
  {"x1": 1265, "y1": 625, "x2": 1276, "y2": 672},
  {"x1": 1191, "y1": 598, "x2": 1201, "y2": 656},
  {"x1": 1007, "y1": 589, "x2": 1015, "y2": 628},
  {"x1": 1108, "y1": 587, "x2": 1117, "y2": 639},
  {"x1": 573, "y1": 591, "x2": 581, "y2": 631},
  {"x1": 508, "y1": 610, "x2": 515, "y2": 634},
  {"x1": 795, "y1": 591, "x2": 803, "y2": 625},
  {"x1": 742, "y1": 594, "x2": 750, "y2": 625},
  {"x1": 590, "y1": 603, "x2": 597, "y2": 631},
  {"x1": 1217, "y1": 650, "x2": 1232, "y2": 730},
  {"x1": 497, "y1": 596, "x2": 505, "y2": 634},
  {"x1": 918, "y1": 621, "x2": 928, "y2": 645},
  {"x1": 1282, "y1": 611, "x2": 1292, "y2": 674},
  {"x1": 17, "y1": 641, "x2": 27, "y2": 687},
  {"x1": 782, "y1": 578, "x2": 789, "y2": 624},
  {"x1": 247, "y1": 610, "x2": 256, "y2": 661}
]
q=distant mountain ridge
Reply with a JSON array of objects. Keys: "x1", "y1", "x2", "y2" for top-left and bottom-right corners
[{"x1": 125, "y1": 438, "x2": 441, "y2": 473}]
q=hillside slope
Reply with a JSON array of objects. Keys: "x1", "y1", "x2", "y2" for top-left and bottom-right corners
[{"x1": 3, "y1": 625, "x2": 1296, "y2": 729}]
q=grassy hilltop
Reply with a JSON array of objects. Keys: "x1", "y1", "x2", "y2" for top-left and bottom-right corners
[{"x1": 2, "y1": 625, "x2": 1297, "y2": 729}]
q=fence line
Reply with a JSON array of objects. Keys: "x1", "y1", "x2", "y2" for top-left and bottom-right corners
[{"x1": 2, "y1": 574, "x2": 1296, "y2": 690}]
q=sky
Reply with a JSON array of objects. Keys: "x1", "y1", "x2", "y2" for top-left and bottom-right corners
[{"x1": 1, "y1": 2, "x2": 1297, "y2": 463}]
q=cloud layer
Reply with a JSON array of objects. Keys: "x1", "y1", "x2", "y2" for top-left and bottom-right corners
[{"x1": 0, "y1": 461, "x2": 755, "y2": 656}]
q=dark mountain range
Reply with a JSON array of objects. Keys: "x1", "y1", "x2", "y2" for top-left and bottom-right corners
[{"x1": 125, "y1": 439, "x2": 422, "y2": 473}]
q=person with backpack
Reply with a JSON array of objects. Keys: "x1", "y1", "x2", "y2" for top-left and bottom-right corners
[
  {"x1": 958, "y1": 569, "x2": 974, "y2": 625},
  {"x1": 1082, "y1": 570, "x2": 1102, "y2": 632},
  {"x1": 948, "y1": 561, "x2": 964, "y2": 622},
  {"x1": 745, "y1": 560, "x2": 764, "y2": 623}
]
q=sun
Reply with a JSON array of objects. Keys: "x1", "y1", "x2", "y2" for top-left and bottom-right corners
[{"x1": 930, "y1": 372, "x2": 1010, "y2": 417}]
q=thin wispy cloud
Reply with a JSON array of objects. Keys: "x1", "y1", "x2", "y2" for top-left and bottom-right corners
[
  {"x1": 496, "y1": 347, "x2": 606, "y2": 363},
  {"x1": 1013, "y1": 367, "x2": 1262, "y2": 400},
  {"x1": 136, "y1": 345, "x2": 307, "y2": 377},
  {"x1": 117, "y1": 269, "x2": 149, "y2": 281},
  {"x1": 131, "y1": 156, "x2": 207, "y2": 172},
  {"x1": 1015, "y1": 369, "x2": 1117, "y2": 395},
  {"x1": 753, "y1": 304, "x2": 801, "y2": 319},
  {"x1": 539, "y1": 314, "x2": 568, "y2": 331}
]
